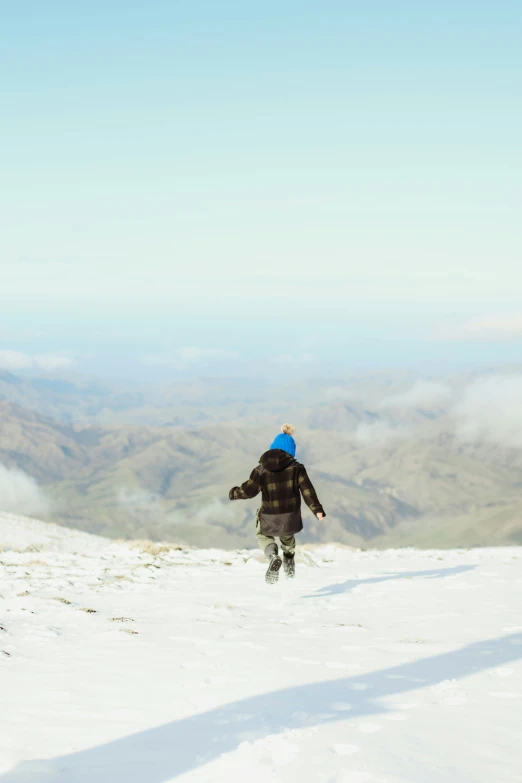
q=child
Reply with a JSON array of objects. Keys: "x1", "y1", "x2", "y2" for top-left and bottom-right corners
[{"x1": 229, "y1": 424, "x2": 326, "y2": 583}]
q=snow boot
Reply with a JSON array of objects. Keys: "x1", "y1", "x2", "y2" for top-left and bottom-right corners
[
  {"x1": 283, "y1": 553, "x2": 295, "y2": 579},
  {"x1": 264, "y1": 543, "x2": 282, "y2": 584}
]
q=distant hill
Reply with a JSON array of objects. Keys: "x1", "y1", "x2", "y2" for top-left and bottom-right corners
[
  {"x1": 0, "y1": 369, "x2": 144, "y2": 423},
  {"x1": 1, "y1": 385, "x2": 522, "y2": 548}
]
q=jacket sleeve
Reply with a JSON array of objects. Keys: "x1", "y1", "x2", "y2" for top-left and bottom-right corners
[
  {"x1": 229, "y1": 467, "x2": 262, "y2": 500},
  {"x1": 298, "y1": 466, "x2": 325, "y2": 516}
]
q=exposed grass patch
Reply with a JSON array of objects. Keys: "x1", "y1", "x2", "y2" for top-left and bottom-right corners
[{"x1": 125, "y1": 539, "x2": 186, "y2": 556}]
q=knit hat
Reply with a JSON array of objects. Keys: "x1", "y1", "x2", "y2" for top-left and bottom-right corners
[{"x1": 270, "y1": 423, "x2": 296, "y2": 458}]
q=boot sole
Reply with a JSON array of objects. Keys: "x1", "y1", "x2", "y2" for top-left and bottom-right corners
[{"x1": 265, "y1": 556, "x2": 282, "y2": 584}]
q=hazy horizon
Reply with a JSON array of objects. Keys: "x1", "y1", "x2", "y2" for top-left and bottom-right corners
[{"x1": 2, "y1": 1, "x2": 521, "y2": 382}]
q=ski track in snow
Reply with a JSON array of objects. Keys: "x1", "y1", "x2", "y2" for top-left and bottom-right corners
[{"x1": 1, "y1": 514, "x2": 522, "y2": 782}]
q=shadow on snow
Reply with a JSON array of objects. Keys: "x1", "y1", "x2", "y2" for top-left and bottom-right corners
[
  {"x1": 2, "y1": 630, "x2": 521, "y2": 783},
  {"x1": 303, "y1": 565, "x2": 477, "y2": 598}
]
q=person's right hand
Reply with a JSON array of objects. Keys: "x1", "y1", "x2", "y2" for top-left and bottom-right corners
[{"x1": 316, "y1": 512, "x2": 325, "y2": 520}]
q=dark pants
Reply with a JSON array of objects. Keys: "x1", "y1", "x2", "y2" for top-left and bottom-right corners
[{"x1": 256, "y1": 517, "x2": 296, "y2": 556}]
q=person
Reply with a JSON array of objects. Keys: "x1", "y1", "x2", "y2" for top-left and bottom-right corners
[{"x1": 229, "y1": 423, "x2": 326, "y2": 583}]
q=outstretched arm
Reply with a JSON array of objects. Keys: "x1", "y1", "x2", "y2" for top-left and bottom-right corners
[
  {"x1": 229, "y1": 467, "x2": 261, "y2": 500},
  {"x1": 298, "y1": 466, "x2": 326, "y2": 518}
]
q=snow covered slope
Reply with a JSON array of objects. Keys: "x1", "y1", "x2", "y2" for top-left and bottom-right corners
[
  {"x1": 0, "y1": 511, "x2": 110, "y2": 554},
  {"x1": 0, "y1": 514, "x2": 521, "y2": 782}
]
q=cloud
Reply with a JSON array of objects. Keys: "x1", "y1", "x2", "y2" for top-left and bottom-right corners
[
  {"x1": 0, "y1": 351, "x2": 32, "y2": 370},
  {"x1": 117, "y1": 488, "x2": 159, "y2": 508},
  {"x1": 34, "y1": 354, "x2": 74, "y2": 370},
  {"x1": 354, "y1": 421, "x2": 411, "y2": 446},
  {"x1": 436, "y1": 313, "x2": 522, "y2": 342},
  {"x1": 117, "y1": 493, "x2": 242, "y2": 528},
  {"x1": 142, "y1": 347, "x2": 238, "y2": 366},
  {"x1": 0, "y1": 464, "x2": 50, "y2": 516},
  {"x1": 0, "y1": 350, "x2": 74, "y2": 372},
  {"x1": 453, "y1": 375, "x2": 522, "y2": 448},
  {"x1": 193, "y1": 499, "x2": 239, "y2": 525},
  {"x1": 323, "y1": 386, "x2": 352, "y2": 401},
  {"x1": 379, "y1": 380, "x2": 451, "y2": 410}
]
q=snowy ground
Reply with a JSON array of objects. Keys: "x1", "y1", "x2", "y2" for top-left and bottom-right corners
[{"x1": 1, "y1": 514, "x2": 521, "y2": 783}]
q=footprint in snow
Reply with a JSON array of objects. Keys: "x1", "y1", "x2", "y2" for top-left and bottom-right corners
[{"x1": 110, "y1": 617, "x2": 134, "y2": 622}]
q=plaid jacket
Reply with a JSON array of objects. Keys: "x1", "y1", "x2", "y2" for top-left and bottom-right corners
[{"x1": 229, "y1": 449, "x2": 326, "y2": 536}]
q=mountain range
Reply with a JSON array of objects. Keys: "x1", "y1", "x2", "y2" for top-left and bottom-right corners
[{"x1": 1, "y1": 367, "x2": 522, "y2": 548}]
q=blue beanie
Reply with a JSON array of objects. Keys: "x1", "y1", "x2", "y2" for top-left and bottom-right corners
[{"x1": 270, "y1": 424, "x2": 296, "y2": 457}]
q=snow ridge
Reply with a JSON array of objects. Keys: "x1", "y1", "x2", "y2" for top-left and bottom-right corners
[{"x1": 1, "y1": 512, "x2": 521, "y2": 782}]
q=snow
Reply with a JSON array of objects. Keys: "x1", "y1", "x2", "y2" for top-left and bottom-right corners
[
  {"x1": 0, "y1": 512, "x2": 110, "y2": 554},
  {"x1": 1, "y1": 514, "x2": 521, "y2": 782}
]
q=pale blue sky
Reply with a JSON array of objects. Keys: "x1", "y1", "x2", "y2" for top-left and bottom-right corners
[{"x1": 1, "y1": 1, "x2": 521, "y2": 377}]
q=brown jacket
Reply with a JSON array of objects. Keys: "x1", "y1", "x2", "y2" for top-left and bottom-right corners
[{"x1": 229, "y1": 449, "x2": 326, "y2": 536}]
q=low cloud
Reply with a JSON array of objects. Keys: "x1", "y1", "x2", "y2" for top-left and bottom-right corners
[
  {"x1": 142, "y1": 347, "x2": 238, "y2": 366},
  {"x1": 453, "y1": 375, "x2": 522, "y2": 448},
  {"x1": 34, "y1": 354, "x2": 74, "y2": 370},
  {"x1": 380, "y1": 380, "x2": 451, "y2": 410},
  {"x1": 436, "y1": 313, "x2": 522, "y2": 342},
  {"x1": 323, "y1": 386, "x2": 352, "y2": 401},
  {"x1": 0, "y1": 350, "x2": 74, "y2": 372},
  {"x1": 193, "y1": 499, "x2": 240, "y2": 525},
  {"x1": 117, "y1": 488, "x2": 159, "y2": 508},
  {"x1": 354, "y1": 421, "x2": 411, "y2": 446},
  {"x1": 0, "y1": 464, "x2": 50, "y2": 516}
]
